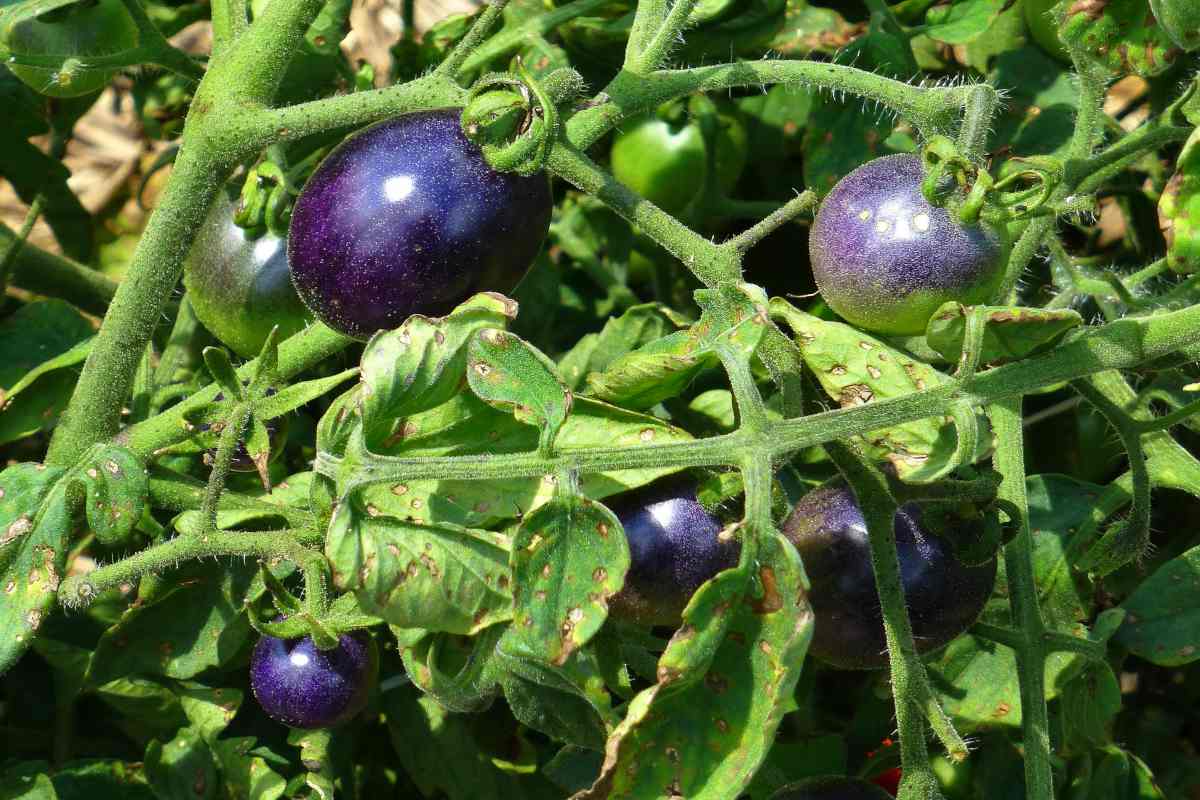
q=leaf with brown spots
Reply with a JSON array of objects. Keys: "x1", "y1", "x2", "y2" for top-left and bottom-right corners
[
  {"x1": 468, "y1": 328, "x2": 572, "y2": 451},
  {"x1": 0, "y1": 461, "x2": 71, "y2": 677},
  {"x1": 81, "y1": 445, "x2": 147, "y2": 547},
  {"x1": 574, "y1": 530, "x2": 812, "y2": 800},
  {"x1": 771, "y1": 299, "x2": 971, "y2": 483},
  {"x1": 926, "y1": 302, "x2": 1082, "y2": 366},
  {"x1": 507, "y1": 495, "x2": 629, "y2": 667},
  {"x1": 326, "y1": 495, "x2": 513, "y2": 635},
  {"x1": 1115, "y1": 542, "x2": 1200, "y2": 666}
]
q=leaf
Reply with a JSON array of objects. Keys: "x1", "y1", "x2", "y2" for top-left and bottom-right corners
[
  {"x1": 558, "y1": 303, "x2": 688, "y2": 390},
  {"x1": 175, "y1": 682, "x2": 244, "y2": 743},
  {"x1": 326, "y1": 500, "x2": 513, "y2": 635},
  {"x1": 349, "y1": 393, "x2": 694, "y2": 528},
  {"x1": 86, "y1": 560, "x2": 257, "y2": 686},
  {"x1": 145, "y1": 728, "x2": 217, "y2": 800},
  {"x1": 1114, "y1": 543, "x2": 1200, "y2": 666},
  {"x1": 0, "y1": 337, "x2": 92, "y2": 406},
  {"x1": 47, "y1": 760, "x2": 156, "y2": 800},
  {"x1": 924, "y1": 0, "x2": 1007, "y2": 44},
  {"x1": 574, "y1": 531, "x2": 812, "y2": 800},
  {"x1": 771, "y1": 299, "x2": 968, "y2": 482},
  {"x1": 360, "y1": 292, "x2": 517, "y2": 437},
  {"x1": 495, "y1": 640, "x2": 613, "y2": 750},
  {"x1": 395, "y1": 624, "x2": 504, "y2": 712},
  {"x1": 0, "y1": 300, "x2": 95, "y2": 445},
  {"x1": 925, "y1": 303, "x2": 1083, "y2": 365},
  {"x1": 468, "y1": 329, "x2": 572, "y2": 449},
  {"x1": 211, "y1": 738, "x2": 287, "y2": 800},
  {"x1": 0, "y1": 463, "x2": 72, "y2": 676},
  {"x1": 289, "y1": 729, "x2": 335, "y2": 800},
  {"x1": 80, "y1": 445, "x2": 146, "y2": 546},
  {"x1": 0, "y1": 139, "x2": 94, "y2": 261},
  {"x1": 1060, "y1": 662, "x2": 1122, "y2": 749},
  {"x1": 1016, "y1": 474, "x2": 1099, "y2": 625},
  {"x1": 988, "y1": 46, "x2": 1077, "y2": 170},
  {"x1": 0, "y1": 763, "x2": 58, "y2": 800},
  {"x1": 506, "y1": 494, "x2": 628, "y2": 667}
]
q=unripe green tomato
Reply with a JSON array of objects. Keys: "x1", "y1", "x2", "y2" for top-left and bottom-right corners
[
  {"x1": 1022, "y1": 0, "x2": 1069, "y2": 62},
  {"x1": 1158, "y1": 127, "x2": 1200, "y2": 273},
  {"x1": 610, "y1": 102, "x2": 747, "y2": 216},
  {"x1": 2, "y1": 0, "x2": 139, "y2": 98},
  {"x1": 183, "y1": 190, "x2": 313, "y2": 358}
]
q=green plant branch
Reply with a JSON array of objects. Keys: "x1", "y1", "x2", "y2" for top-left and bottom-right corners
[
  {"x1": 210, "y1": 0, "x2": 249, "y2": 55},
  {"x1": 955, "y1": 83, "x2": 998, "y2": 165},
  {"x1": 200, "y1": 403, "x2": 252, "y2": 532},
  {"x1": 147, "y1": 467, "x2": 318, "y2": 536},
  {"x1": 0, "y1": 194, "x2": 43, "y2": 298},
  {"x1": 0, "y1": 223, "x2": 120, "y2": 316},
  {"x1": 436, "y1": 0, "x2": 510, "y2": 78},
  {"x1": 988, "y1": 397, "x2": 1054, "y2": 800},
  {"x1": 626, "y1": 0, "x2": 700, "y2": 74},
  {"x1": 320, "y1": 302, "x2": 1200, "y2": 492},
  {"x1": 456, "y1": 0, "x2": 609, "y2": 77},
  {"x1": 119, "y1": 0, "x2": 206, "y2": 81}
]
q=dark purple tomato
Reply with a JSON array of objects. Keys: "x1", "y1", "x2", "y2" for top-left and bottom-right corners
[
  {"x1": 250, "y1": 630, "x2": 378, "y2": 729},
  {"x1": 287, "y1": 108, "x2": 553, "y2": 339},
  {"x1": 809, "y1": 154, "x2": 1007, "y2": 336},
  {"x1": 184, "y1": 190, "x2": 313, "y2": 358},
  {"x1": 782, "y1": 482, "x2": 996, "y2": 670},
  {"x1": 770, "y1": 776, "x2": 895, "y2": 800},
  {"x1": 606, "y1": 481, "x2": 738, "y2": 625}
]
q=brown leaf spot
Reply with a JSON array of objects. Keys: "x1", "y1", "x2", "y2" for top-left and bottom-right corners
[
  {"x1": 2, "y1": 515, "x2": 33, "y2": 546},
  {"x1": 592, "y1": 566, "x2": 608, "y2": 582},
  {"x1": 596, "y1": 521, "x2": 610, "y2": 538},
  {"x1": 751, "y1": 566, "x2": 783, "y2": 614}
]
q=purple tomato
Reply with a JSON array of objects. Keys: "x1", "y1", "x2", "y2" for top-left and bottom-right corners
[
  {"x1": 782, "y1": 481, "x2": 996, "y2": 670},
  {"x1": 809, "y1": 154, "x2": 1007, "y2": 336},
  {"x1": 250, "y1": 630, "x2": 378, "y2": 729},
  {"x1": 606, "y1": 480, "x2": 737, "y2": 625},
  {"x1": 287, "y1": 108, "x2": 553, "y2": 339}
]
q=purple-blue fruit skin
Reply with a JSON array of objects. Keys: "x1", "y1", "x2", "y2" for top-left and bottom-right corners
[
  {"x1": 607, "y1": 482, "x2": 737, "y2": 624},
  {"x1": 809, "y1": 154, "x2": 1007, "y2": 336},
  {"x1": 783, "y1": 482, "x2": 996, "y2": 670},
  {"x1": 287, "y1": 108, "x2": 552, "y2": 339},
  {"x1": 250, "y1": 631, "x2": 378, "y2": 729}
]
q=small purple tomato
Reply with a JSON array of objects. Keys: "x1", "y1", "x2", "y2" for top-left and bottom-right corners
[
  {"x1": 250, "y1": 630, "x2": 378, "y2": 729},
  {"x1": 808, "y1": 154, "x2": 1007, "y2": 336},
  {"x1": 607, "y1": 481, "x2": 737, "y2": 625},
  {"x1": 782, "y1": 482, "x2": 996, "y2": 670},
  {"x1": 287, "y1": 108, "x2": 553, "y2": 339},
  {"x1": 770, "y1": 776, "x2": 895, "y2": 800}
]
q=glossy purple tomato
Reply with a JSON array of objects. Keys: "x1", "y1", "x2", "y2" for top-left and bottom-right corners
[
  {"x1": 250, "y1": 630, "x2": 378, "y2": 729},
  {"x1": 783, "y1": 482, "x2": 996, "y2": 670},
  {"x1": 809, "y1": 154, "x2": 1007, "y2": 336},
  {"x1": 287, "y1": 108, "x2": 553, "y2": 339},
  {"x1": 606, "y1": 481, "x2": 737, "y2": 625},
  {"x1": 184, "y1": 190, "x2": 312, "y2": 359},
  {"x1": 770, "y1": 776, "x2": 895, "y2": 800}
]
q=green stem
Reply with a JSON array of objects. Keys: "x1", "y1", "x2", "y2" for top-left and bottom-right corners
[
  {"x1": 988, "y1": 397, "x2": 1054, "y2": 800},
  {"x1": 200, "y1": 403, "x2": 252, "y2": 533},
  {"x1": 0, "y1": 223, "x2": 119, "y2": 316},
  {"x1": 955, "y1": 84, "x2": 998, "y2": 164},
  {"x1": 148, "y1": 467, "x2": 318, "y2": 536},
  {"x1": 119, "y1": 0, "x2": 206, "y2": 81},
  {"x1": 437, "y1": 0, "x2": 510, "y2": 77},
  {"x1": 457, "y1": 0, "x2": 609, "y2": 76},
  {"x1": 0, "y1": 195, "x2": 44, "y2": 297},
  {"x1": 627, "y1": 0, "x2": 700, "y2": 73}
]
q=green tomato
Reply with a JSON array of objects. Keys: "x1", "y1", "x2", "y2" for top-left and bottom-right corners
[
  {"x1": 1022, "y1": 0, "x2": 1069, "y2": 62},
  {"x1": 610, "y1": 101, "x2": 748, "y2": 217},
  {"x1": 2, "y1": 0, "x2": 139, "y2": 98},
  {"x1": 183, "y1": 189, "x2": 313, "y2": 359}
]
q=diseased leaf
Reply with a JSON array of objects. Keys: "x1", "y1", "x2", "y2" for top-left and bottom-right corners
[
  {"x1": 145, "y1": 727, "x2": 217, "y2": 800},
  {"x1": 468, "y1": 328, "x2": 572, "y2": 449},
  {"x1": 1115, "y1": 543, "x2": 1200, "y2": 666},
  {"x1": 1059, "y1": 0, "x2": 1180, "y2": 76},
  {"x1": 0, "y1": 463, "x2": 72, "y2": 676},
  {"x1": 772, "y1": 299, "x2": 971, "y2": 482},
  {"x1": 360, "y1": 292, "x2": 517, "y2": 440},
  {"x1": 506, "y1": 494, "x2": 628, "y2": 666},
  {"x1": 575, "y1": 531, "x2": 811, "y2": 800},
  {"x1": 394, "y1": 624, "x2": 504, "y2": 712},
  {"x1": 558, "y1": 303, "x2": 688, "y2": 390},
  {"x1": 326, "y1": 500, "x2": 513, "y2": 635},
  {"x1": 926, "y1": 303, "x2": 1083, "y2": 366},
  {"x1": 211, "y1": 738, "x2": 287, "y2": 800},
  {"x1": 80, "y1": 445, "x2": 146, "y2": 547}
]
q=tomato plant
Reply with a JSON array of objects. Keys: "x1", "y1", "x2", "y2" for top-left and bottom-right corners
[{"x1": 1, "y1": 1, "x2": 1199, "y2": 799}]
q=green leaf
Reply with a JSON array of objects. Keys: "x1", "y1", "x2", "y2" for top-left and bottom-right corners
[
  {"x1": 1017, "y1": 474, "x2": 1099, "y2": 625},
  {"x1": 326, "y1": 500, "x2": 513, "y2": 635},
  {"x1": 289, "y1": 729, "x2": 335, "y2": 800},
  {"x1": 360, "y1": 292, "x2": 517, "y2": 438},
  {"x1": 0, "y1": 139, "x2": 93, "y2": 261},
  {"x1": 988, "y1": 46, "x2": 1077, "y2": 169},
  {"x1": 145, "y1": 728, "x2": 217, "y2": 800},
  {"x1": 80, "y1": 445, "x2": 146, "y2": 546},
  {"x1": 175, "y1": 681, "x2": 244, "y2": 743},
  {"x1": 772, "y1": 299, "x2": 968, "y2": 482},
  {"x1": 505, "y1": 494, "x2": 628, "y2": 666},
  {"x1": 924, "y1": 0, "x2": 1007, "y2": 44},
  {"x1": 926, "y1": 303, "x2": 1083, "y2": 365},
  {"x1": 495, "y1": 640, "x2": 613, "y2": 749},
  {"x1": 211, "y1": 738, "x2": 287, "y2": 800},
  {"x1": 86, "y1": 560, "x2": 257, "y2": 686},
  {"x1": 1084, "y1": 747, "x2": 1166, "y2": 800},
  {"x1": 0, "y1": 463, "x2": 72, "y2": 676},
  {"x1": 0, "y1": 337, "x2": 91, "y2": 407},
  {"x1": 0, "y1": 763, "x2": 58, "y2": 800},
  {"x1": 93, "y1": 677, "x2": 188, "y2": 738},
  {"x1": 47, "y1": 760, "x2": 156, "y2": 800},
  {"x1": 0, "y1": 300, "x2": 95, "y2": 445},
  {"x1": 468, "y1": 329, "x2": 572, "y2": 450},
  {"x1": 348, "y1": 392, "x2": 693, "y2": 528},
  {"x1": 575, "y1": 531, "x2": 812, "y2": 800},
  {"x1": 558, "y1": 303, "x2": 688, "y2": 390},
  {"x1": 395, "y1": 624, "x2": 504, "y2": 712},
  {"x1": 1060, "y1": 662, "x2": 1122, "y2": 749},
  {"x1": 1114, "y1": 543, "x2": 1200, "y2": 666}
]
